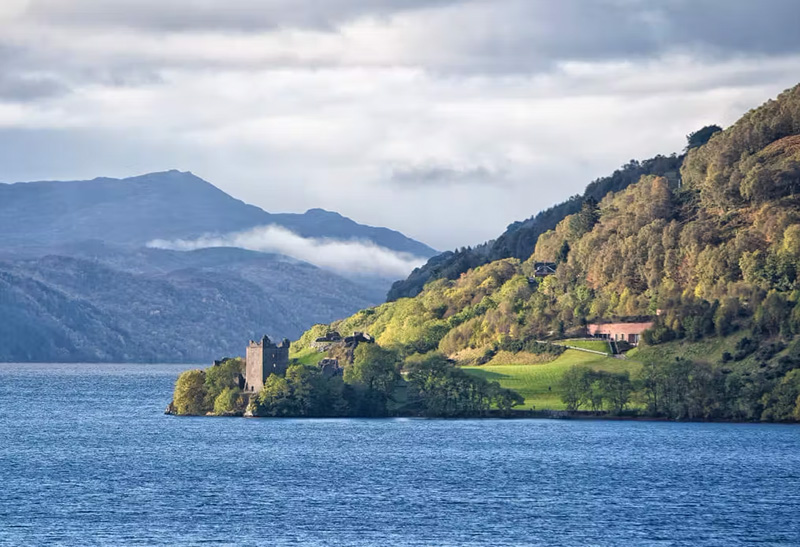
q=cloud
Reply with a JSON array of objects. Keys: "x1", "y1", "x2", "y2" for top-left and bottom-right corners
[
  {"x1": 0, "y1": 73, "x2": 68, "y2": 101},
  {"x1": 1, "y1": 1, "x2": 800, "y2": 250},
  {"x1": 147, "y1": 225, "x2": 427, "y2": 278},
  {"x1": 20, "y1": 0, "x2": 460, "y2": 32},
  {"x1": 390, "y1": 163, "x2": 505, "y2": 186},
  {"x1": 4, "y1": 0, "x2": 800, "y2": 78}
]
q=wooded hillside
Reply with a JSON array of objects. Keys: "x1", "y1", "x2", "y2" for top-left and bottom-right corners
[{"x1": 296, "y1": 84, "x2": 800, "y2": 421}]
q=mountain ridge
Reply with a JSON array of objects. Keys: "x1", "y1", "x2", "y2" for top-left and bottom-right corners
[{"x1": 0, "y1": 169, "x2": 437, "y2": 258}]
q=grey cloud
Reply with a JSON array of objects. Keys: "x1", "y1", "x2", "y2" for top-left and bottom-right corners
[
  {"x1": 0, "y1": 73, "x2": 68, "y2": 101},
  {"x1": 8, "y1": 0, "x2": 800, "y2": 76},
  {"x1": 390, "y1": 163, "x2": 505, "y2": 186},
  {"x1": 22, "y1": 0, "x2": 465, "y2": 32},
  {"x1": 0, "y1": 0, "x2": 799, "y2": 88},
  {"x1": 439, "y1": 0, "x2": 800, "y2": 74}
]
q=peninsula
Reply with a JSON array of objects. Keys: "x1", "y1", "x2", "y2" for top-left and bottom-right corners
[{"x1": 170, "y1": 84, "x2": 800, "y2": 423}]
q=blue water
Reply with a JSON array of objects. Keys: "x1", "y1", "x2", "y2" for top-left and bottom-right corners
[{"x1": 1, "y1": 363, "x2": 799, "y2": 546}]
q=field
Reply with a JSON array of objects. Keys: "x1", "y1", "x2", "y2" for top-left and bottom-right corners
[{"x1": 463, "y1": 350, "x2": 641, "y2": 410}]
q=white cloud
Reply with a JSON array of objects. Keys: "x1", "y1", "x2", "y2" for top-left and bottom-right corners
[{"x1": 147, "y1": 225, "x2": 427, "y2": 278}]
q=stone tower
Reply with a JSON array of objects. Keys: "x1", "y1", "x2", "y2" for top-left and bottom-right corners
[{"x1": 244, "y1": 335, "x2": 290, "y2": 393}]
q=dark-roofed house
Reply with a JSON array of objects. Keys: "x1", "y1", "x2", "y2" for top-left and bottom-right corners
[{"x1": 532, "y1": 262, "x2": 557, "y2": 278}]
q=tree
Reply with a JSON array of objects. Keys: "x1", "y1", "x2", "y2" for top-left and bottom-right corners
[
  {"x1": 599, "y1": 371, "x2": 632, "y2": 414},
  {"x1": 204, "y1": 358, "x2": 243, "y2": 408},
  {"x1": 285, "y1": 364, "x2": 316, "y2": 415},
  {"x1": 405, "y1": 353, "x2": 523, "y2": 417},
  {"x1": 556, "y1": 240, "x2": 570, "y2": 265},
  {"x1": 569, "y1": 197, "x2": 600, "y2": 236},
  {"x1": 560, "y1": 366, "x2": 588, "y2": 411},
  {"x1": 685, "y1": 125, "x2": 722, "y2": 150},
  {"x1": 213, "y1": 387, "x2": 243, "y2": 415},
  {"x1": 344, "y1": 344, "x2": 401, "y2": 416},
  {"x1": 489, "y1": 381, "x2": 525, "y2": 415},
  {"x1": 173, "y1": 369, "x2": 208, "y2": 415},
  {"x1": 257, "y1": 374, "x2": 293, "y2": 416}
]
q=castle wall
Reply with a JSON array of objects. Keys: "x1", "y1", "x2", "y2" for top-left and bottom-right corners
[
  {"x1": 245, "y1": 344, "x2": 264, "y2": 392},
  {"x1": 244, "y1": 337, "x2": 290, "y2": 392}
]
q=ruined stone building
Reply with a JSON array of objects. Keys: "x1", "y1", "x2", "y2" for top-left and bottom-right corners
[
  {"x1": 318, "y1": 358, "x2": 343, "y2": 377},
  {"x1": 244, "y1": 335, "x2": 290, "y2": 392}
]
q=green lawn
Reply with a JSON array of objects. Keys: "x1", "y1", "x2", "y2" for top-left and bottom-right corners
[
  {"x1": 560, "y1": 338, "x2": 611, "y2": 354},
  {"x1": 290, "y1": 347, "x2": 325, "y2": 366},
  {"x1": 463, "y1": 350, "x2": 641, "y2": 410}
]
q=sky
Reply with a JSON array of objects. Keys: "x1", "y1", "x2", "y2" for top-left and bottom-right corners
[{"x1": 2, "y1": 1, "x2": 800, "y2": 251}]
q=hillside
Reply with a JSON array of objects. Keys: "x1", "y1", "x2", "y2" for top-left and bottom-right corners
[
  {"x1": 387, "y1": 153, "x2": 685, "y2": 301},
  {"x1": 294, "y1": 84, "x2": 800, "y2": 422},
  {"x1": 0, "y1": 171, "x2": 438, "y2": 362},
  {"x1": 0, "y1": 252, "x2": 376, "y2": 362}
]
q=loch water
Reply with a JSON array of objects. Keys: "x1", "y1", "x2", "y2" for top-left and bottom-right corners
[{"x1": 0, "y1": 363, "x2": 799, "y2": 546}]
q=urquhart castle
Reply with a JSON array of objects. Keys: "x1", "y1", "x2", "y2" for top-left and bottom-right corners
[
  {"x1": 243, "y1": 335, "x2": 291, "y2": 392},
  {"x1": 210, "y1": 330, "x2": 376, "y2": 396}
]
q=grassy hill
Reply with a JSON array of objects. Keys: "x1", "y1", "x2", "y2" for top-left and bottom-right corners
[{"x1": 464, "y1": 350, "x2": 640, "y2": 409}]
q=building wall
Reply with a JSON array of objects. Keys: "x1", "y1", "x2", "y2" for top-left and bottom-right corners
[
  {"x1": 587, "y1": 322, "x2": 654, "y2": 346},
  {"x1": 244, "y1": 339, "x2": 290, "y2": 392},
  {"x1": 245, "y1": 344, "x2": 264, "y2": 392}
]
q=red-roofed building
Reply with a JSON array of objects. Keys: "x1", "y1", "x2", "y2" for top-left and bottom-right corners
[{"x1": 587, "y1": 321, "x2": 654, "y2": 346}]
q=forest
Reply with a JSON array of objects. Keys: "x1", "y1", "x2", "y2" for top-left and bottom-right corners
[{"x1": 288, "y1": 84, "x2": 800, "y2": 422}]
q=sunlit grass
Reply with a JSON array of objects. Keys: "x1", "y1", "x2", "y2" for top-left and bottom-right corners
[
  {"x1": 290, "y1": 347, "x2": 325, "y2": 366},
  {"x1": 463, "y1": 350, "x2": 641, "y2": 410},
  {"x1": 560, "y1": 338, "x2": 612, "y2": 354}
]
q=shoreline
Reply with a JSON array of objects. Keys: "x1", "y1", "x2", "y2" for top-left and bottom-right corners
[{"x1": 164, "y1": 405, "x2": 800, "y2": 424}]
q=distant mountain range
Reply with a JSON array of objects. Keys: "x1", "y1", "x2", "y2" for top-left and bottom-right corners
[
  {"x1": 0, "y1": 170, "x2": 436, "y2": 257},
  {"x1": 0, "y1": 171, "x2": 436, "y2": 362}
]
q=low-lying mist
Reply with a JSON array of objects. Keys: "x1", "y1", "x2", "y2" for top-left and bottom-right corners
[{"x1": 147, "y1": 224, "x2": 426, "y2": 279}]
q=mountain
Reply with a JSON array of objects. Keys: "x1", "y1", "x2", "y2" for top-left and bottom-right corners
[
  {"x1": 0, "y1": 170, "x2": 437, "y2": 362},
  {"x1": 0, "y1": 250, "x2": 379, "y2": 363},
  {"x1": 0, "y1": 170, "x2": 437, "y2": 258},
  {"x1": 293, "y1": 83, "x2": 800, "y2": 422}
]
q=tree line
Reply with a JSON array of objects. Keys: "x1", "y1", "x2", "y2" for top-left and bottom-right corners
[
  {"x1": 560, "y1": 350, "x2": 800, "y2": 422},
  {"x1": 170, "y1": 344, "x2": 523, "y2": 418}
]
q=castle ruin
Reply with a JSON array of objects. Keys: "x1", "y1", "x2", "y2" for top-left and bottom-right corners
[{"x1": 244, "y1": 335, "x2": 290, "y2": 392}]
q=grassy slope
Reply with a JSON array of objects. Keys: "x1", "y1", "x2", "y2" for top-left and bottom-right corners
[
  {"x1": 463, "y1": 349, "x2": 641, "y2": 410},
  {"x1": 290, "y1": 346, "x2": 326, "y2": 366},
  {"x1": 628, "y1": 332, "x2": 755, "y2": 370},
  {"x1": 560, "y1": 339, "x2": 612, "y2": 354}
]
